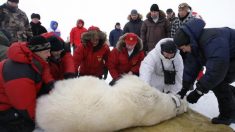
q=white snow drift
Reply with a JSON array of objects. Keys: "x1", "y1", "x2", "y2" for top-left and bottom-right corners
[{"x1": 36, "y1": 75, "x2": 187, "y2": 132}]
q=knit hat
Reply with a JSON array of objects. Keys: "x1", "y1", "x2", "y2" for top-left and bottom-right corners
[
  {"x1": 161, "y1": 40, "x2": 177, "y2": 54},
  {"x1": 88, "y1": 26, "x2": 100, "y2": 31},
  {"x1": 31, "y1": 13, "x2": 40, "y2": 19},
  {"x1": 166, "y1": 8, "x2": 173, "y2": 14},
  {"x1": 47, "y1": 36, "x2": 63, "y2": 51},
  {"x1": 125, "y1": 33, "x2": 138, "y2": 45},
  {"x1": 28, "y1": 36, "x2": 51, "y2": 52},
  {"x1": 8, "y1": 0, "x2": 19, "y2": 3},
  {"x1": 130, "y1": 9, "x2": 138, "y2": 15},
  {"x1": 150, "y1": 4, "x2": 159, "y2": 12},
  {"x1": 173, "y1": 29, "x2": 190, "y2": 47}
]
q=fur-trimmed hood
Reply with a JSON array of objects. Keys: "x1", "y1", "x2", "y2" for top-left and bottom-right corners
[
  {"x1": 146, "y1": 10, "x2": 166, "y2": 23},
  {"x1": 81, "y1": 30, "x2": 107, "y2": 48},
  {"x1": 116, "y1": 33, "x2": 143, "y2": 52},
  {"x1": 127, "y1": 13, "x2": 143, "y2": 21}
]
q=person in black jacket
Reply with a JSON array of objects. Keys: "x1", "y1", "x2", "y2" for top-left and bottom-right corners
[
  {"x1": 30, "y1": 13, "x2": 47, "y2": 36},
  {"x1": 123, "y1": 9, "x2": 143, "y2": 37},
  {"x1": 174, "y1": 18, "x2": 235, "y2": 125}
]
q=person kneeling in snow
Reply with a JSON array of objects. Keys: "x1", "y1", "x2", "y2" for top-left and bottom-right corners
[
  {"x1": 140, "y1": 38, "x2": 183, "y2": 94},
  {"x1": 36, "y1": 75, "x2": 187, "y2": 132}
]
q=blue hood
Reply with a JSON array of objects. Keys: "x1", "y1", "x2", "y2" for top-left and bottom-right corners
[
  {"x1": 180, "y1": 18, "x2": 206, "y2": 50},
  {"x1": 50, "y1": 21, "x2": 58, "y2": 31}
]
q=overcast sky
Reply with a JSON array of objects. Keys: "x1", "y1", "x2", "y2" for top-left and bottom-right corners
[{"x1": 1, "y1": 0, "x2": 235, "y2": 40}]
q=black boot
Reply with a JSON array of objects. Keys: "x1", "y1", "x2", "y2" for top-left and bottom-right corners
[
  {"x1": 212, "y1": 83, "x2": 235, "y2": 125},
  {"x1": 228, "y1": 85, "x2": 235, "y2": 95},
  {"x1": 211, "y1": 115, "x2": 235, "y2": 125}
]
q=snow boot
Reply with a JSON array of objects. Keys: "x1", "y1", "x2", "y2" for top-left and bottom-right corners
[{"x1": 211, "y1": 115, "x2": 235, "y2": 125}]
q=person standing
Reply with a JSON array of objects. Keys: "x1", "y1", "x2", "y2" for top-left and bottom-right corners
[
  {"x1": 166, "y1": 8, "x2": 176, "y2": 30},
  {"x1": 0, "y1": 0, "x2": 33, "y2": 42},
  {"x1": 123, "y1": 9, "x2": 143, "y2": 37},
  {"x1": 174, "y1": 18, "x2": 235, "y2": 125},
  {"x1": 141, "y1": 4, "x2": 170, "y2": 53},
  {"x1": 108, "y1": 33, "x2": 145, "y2": 85},
  {"x1": 70, "y1": 19, "x2": 87, "y2": 49},
  {"x1": 48, "y1": 20, "x2": 61, "y2": 37},
  {"x1": 73, "y1": 26, "x2": 110, "y2": 79},
  {"x1": 0, "y1": 36, "x2": 54, "y2": 131},
  {"x1": 109, "y1": 22, "x2": 123, "y2": 47},
  {"x1": 140, "y1": 38, "x2": 183, "y2": 94},
  {"x1": 170, "y1": 3, "x2": 196, "y2": 38},
  {"x1": 0, "y1": 29, "x2": 11, "y2": 61},
  {"x1": 30, "y1": 13, "x2": 47, "y2": 36}
]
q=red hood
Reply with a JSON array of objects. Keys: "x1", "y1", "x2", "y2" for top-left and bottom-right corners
[
  {"x1": 41, "y1": 32, "x2": 64, "y2": 42},
  {"x1": 7, "y1": 42, "x2": 33, "y2": 64}
]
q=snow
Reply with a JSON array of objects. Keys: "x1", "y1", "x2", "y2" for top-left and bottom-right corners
[{"x1": 189, "y1": 82, "x2": 235, "y2": 130}]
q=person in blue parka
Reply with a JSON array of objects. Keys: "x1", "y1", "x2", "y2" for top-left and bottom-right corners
[{"x1": 174, "y1": 18, "x2": 235, "y2": 125}]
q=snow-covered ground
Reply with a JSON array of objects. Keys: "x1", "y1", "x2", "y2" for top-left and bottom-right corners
[{"x1": 189, "y1": 82, "x2": 235, "y2": 130}]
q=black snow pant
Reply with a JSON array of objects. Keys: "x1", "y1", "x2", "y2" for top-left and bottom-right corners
[
  {"x1": 212, "y1": 60, "x2": 235, "y2": 118},
  {"x1": 0, "y1": 108, "x2": 35, "y2": 132}
]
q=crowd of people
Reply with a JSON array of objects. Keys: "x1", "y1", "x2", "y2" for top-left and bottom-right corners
[{"x1": 0, "y1": 0, "x2": 235, "y2": 131}]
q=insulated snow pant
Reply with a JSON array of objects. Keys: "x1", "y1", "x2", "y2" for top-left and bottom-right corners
[
  {"x1": 212, "y1": 60, "x2": 235, "y2": 118},
  {"x1": 0, "y1": 108, "x2": 35, "y2": 132}
]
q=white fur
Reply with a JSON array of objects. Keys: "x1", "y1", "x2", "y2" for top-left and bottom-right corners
[{"x1": 36, "y1": 75, "x2": 187, "y2": 132}]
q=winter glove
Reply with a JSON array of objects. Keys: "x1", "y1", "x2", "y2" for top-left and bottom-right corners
[
  {"x1": 177, "y1": 81, "x2": 193, "y2": 99},
  {"x1": 103, "y1": 67, "x2": 108, "y2": 80},
  {"x1": 37, "y1": 81, "x2": 55, "y2": 97},
  {"x1": 64, "y1": 72, "x2": 77, "y2": 79},
  {"x1": 187, "y1": 82, "x2": 207, "y2": 103},
  {"x1": 186, "y1": 89, "x2": 203, "y2": 104}
]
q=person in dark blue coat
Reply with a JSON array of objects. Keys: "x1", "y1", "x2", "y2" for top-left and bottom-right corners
[
  {"x1": 174, "y1": 18, "x2": 235, "y2": 125},
  {"x1": 109, "y1": 22, "x2": 123, "y2": 47}
]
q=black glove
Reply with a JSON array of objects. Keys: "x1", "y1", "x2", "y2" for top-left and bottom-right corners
[
  {"x1": 187, "y1": 89, "x2": 203, "y2": 103},
  {"x1": 64, "y1": 73, "x2": 77, "y2": 79},
  {"x1": 177, "y1": 81, "x2": 193, "y2": 99},
  {"x1": 103, "y1": 67, "x2": 108, "y2": 80},
  {"x1": 177, "y1": 88, "x2": 188, "y2": 99},
  {"x1": 37, "y1": 81, "x2": 55, "y2": 98},
  {"x1": 187, "y1": 82, "x2": 208, "y2": 103}
]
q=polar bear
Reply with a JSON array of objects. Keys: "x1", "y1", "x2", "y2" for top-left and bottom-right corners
[{"x1": 36, "y1": 75, "x2": 187, "y2": 132}]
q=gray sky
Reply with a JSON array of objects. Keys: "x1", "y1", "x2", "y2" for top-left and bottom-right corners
[{"x1": 1, "y1": 0, "x2": 235, "y2": 40}]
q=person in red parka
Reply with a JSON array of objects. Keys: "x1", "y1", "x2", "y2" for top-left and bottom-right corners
[
  {"x1": 73, "y1": 26, "x2": 110, "y2": 79},
  {"x1": 0, "y1": 36, "x2": 54, "y2": 132},
  {"x1": 70, "y1": 19, "x2": 87, "y2": 49},
  {"x1": 108, "y1": 33, "x2": 145, "y2": 85},
  {"x1": 42, "y1": 33, "x2": 76, "y2": 80}
]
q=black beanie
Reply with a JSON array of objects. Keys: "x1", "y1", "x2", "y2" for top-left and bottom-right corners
[
  {"x1": 47, "y1": 36, "x2": 63, "y2": 51},
  {"x1": 28, "y1": 36, "x2": 51, "y2": 52},
  {"x1": 31, "y1": 13, "x2": 40, "y2": 20},
  {"x1": 166, "y1": 8, "x2": 173, "y2": 14},
  {"x1": 150, "y1": 4, "x2": 159, "y2": 12},
  {"x1": 161, "y1": 40, "x2": 177, "y2": 54},
  {"x1": 173, "y1": 29, "x2": 190, "y2": 47},
  {"x1": 8, "y1": 0, "x2": 19, "y2": 3}
]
